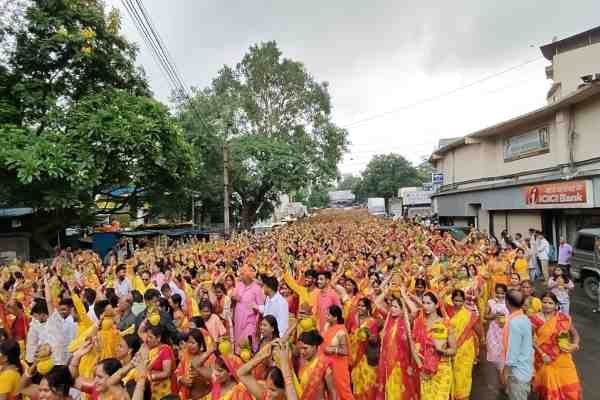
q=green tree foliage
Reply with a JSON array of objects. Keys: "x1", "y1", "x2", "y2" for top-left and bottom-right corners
[
  {"x1": 0, "y1": 1, "x2": 193, "y2": 255},
  {"x1": 337, "y1": 174, "x2": 362, "y2": 192},
  {"x1": 178, "y1": 41, "x2": 348, "y2": 229},
  {"x1": 416, "y1": 156, "x2": 434, "y2": 183},
  {"x1": 358, "y1": 154, "x2": 421, "y2": 199},
  {"x1": 307, "y1": 183, "x2": 334, "y2": 209}
]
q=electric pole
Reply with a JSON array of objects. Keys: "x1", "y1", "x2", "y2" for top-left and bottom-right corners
[{"x1": 223, "y1": 140, "x2": 230, "y2": 236}]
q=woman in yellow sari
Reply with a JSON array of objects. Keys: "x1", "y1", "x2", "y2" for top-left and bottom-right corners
[
  {"x1": 412, "y1": 291, "x2": 456, "y2": 400},
  {"x1": 448, "y1": 289, "x2": 483, "y2": 400},
  {"x1": 471, "y1": 255, "x2": 489, "y2": 319},
  {"x1": 530, "y1": 292, "x2": 582, "y2": 400},
  {"x1": 295, "y1": 330, "x2": 335, "y2": 400},
  {"x1": 487, "y1": 249, "x2": 509, "y2": 299},
  {"x1": 176, "y1": 329, "x2": 213, "y2": 400},
  {"x1": 332, "y1": 276, "x2": 360, "y2": 322},
  {"x1": 199, "y1": 354, "x2": 252, "y2": 400},
  {"x1": 521, "y1": 280, "x2": 542, "y2": 317},
  {"x1": 347, "y1": 297, "x2": 379, "y2": 400}
]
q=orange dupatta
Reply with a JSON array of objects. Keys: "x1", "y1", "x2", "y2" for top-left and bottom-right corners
[{"x1": 175, "y1": 351, "x2": 193, "y2": 400}]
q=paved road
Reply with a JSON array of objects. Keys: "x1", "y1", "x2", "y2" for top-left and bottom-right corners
[{"x1": 471, "y1": 283, "x2": 599, "y2": 399}]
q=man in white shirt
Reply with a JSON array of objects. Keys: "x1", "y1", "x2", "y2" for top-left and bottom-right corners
[
  {"x1": 255, "y1": 275, "x2": 288, "y2": 337},
  {"x1": 26, "y1": 300, "x2": 50, "y2": 364},
  {"x1": 55, "y1": 298, "x2": 77, "y2": 363},
  {"x1": 26, "y1": 296, "x2": 75, "y2": 366},
  {"x1": 115, "y1": 264, "x2": 132, "y2": 298},
  {"x1": 536, "y1": 232, "x2": 550, "y2": 281}
]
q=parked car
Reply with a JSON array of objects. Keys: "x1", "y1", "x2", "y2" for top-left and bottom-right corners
[
  {"x1": 434, "y1": 225, "x2": 471, "y2": 241},
  {"x1": 571, "y1": 227, "x2": 600, "y2": 301}
]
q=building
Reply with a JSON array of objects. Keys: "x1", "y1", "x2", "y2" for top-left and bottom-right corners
[
  {"x1": 430, "y1": 26, "x2": 600, "y2": 245},
  {"x1": 0, "y1": 208, "x2": 33, "y2": 263}
]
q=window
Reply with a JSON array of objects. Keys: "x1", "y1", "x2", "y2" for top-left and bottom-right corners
[
  {"x1": 504, "y1": 126, "x2": 550, "y2": 162},
  {"x1": 575, "y1": 234, "x2": 595, "y2": 252}
]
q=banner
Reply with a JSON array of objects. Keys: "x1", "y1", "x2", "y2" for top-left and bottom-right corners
[{"x1": 523, "y1": 180, "x2": 593, "y2": 208}]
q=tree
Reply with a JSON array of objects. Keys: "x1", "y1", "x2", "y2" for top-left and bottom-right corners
[
  {"x1": 359, "y1": 154, "x2": 421, "y2": 199},
  {"x1": 416, "y1": 156, "x2": 434, "y2": 184},
  {"x1": 0, "y1": 1, "x2": 192, "y2": 256},
  {"x1": 307, "y1": 183, "x2": 335, "y2": 209},
  {"x1": 337, "y1": 174, "x2": 362, "y2": 192},
  {"x1": 178, "y1": 41, "x2": 348, "y2": 229}
]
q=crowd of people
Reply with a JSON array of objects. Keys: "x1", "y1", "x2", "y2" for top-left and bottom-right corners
[{"x1": 0, "y1": 210, "x2": 583, "y2": 400}]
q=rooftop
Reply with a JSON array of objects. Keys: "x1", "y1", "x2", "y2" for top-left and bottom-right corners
[
  {"x1": 431, "y1": 81, "x2": 600, "y2": 158},
  {"x1": 540, "y1": 25, "x2": 600, "y2": 61}
]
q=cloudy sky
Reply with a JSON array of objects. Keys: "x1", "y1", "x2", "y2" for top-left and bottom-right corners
[{"x1": 107, "y1": 0, "x2": 600, "y2": 176}]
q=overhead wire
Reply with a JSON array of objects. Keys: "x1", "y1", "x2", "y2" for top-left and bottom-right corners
[
  {"x1": 134, "y1": 0, "x2": 189, "y2": 96},
  {"x1": 120, "y1": 0, "x2": 211, "y2": 132},
  {"x1": 121, "y1": 0, "x2": 180, "y2": 95},
  {"x1": 341, "y1": 72, "x2": 545, "y2": 159},
  {"x1": 340, "y1": 56, "x2": 545, "y2": 129}
]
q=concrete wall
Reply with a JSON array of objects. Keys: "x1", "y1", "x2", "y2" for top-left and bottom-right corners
[
  {"x1": 573, "y1": 96, "x2": 600, "y2": 162},
  {"x1": 452, "y1": 143, "x2": 484, "y2": 182},
  {"x1": 0, "y1": 236, "x2": 30, "y2": 262},
  {"x1": 552, "y1": 42, "x2": 600, "y2": 97}
]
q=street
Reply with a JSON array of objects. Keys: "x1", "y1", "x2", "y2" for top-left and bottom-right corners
[{"x1": 472, "y1": 280, "x2": 598, "y2": 399}]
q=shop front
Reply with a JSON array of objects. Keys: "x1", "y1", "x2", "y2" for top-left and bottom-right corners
[{"x1": 433, "y1": 176, "x2": 600, "y2": 247}]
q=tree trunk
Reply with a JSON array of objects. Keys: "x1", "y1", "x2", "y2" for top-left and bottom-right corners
[
  {"x1": 240, "y1": 203, "x2": 259, "y2": 231},
  {"x1": 31, "y1": 217, "x2": 62, "y2": 258},
  {"x1": 30, "y1": 209, "x2": 76, "y2": 259}
]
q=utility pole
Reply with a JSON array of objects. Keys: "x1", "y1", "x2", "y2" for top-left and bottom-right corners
[
  {"x1": 223, "y1": 140, "x2": 230, "y2": 236},
  {"x1": 191, "y1": 197, "x2": 195, "y2": 227}
]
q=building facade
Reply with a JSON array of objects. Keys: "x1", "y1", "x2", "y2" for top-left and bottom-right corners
[{"x1": 430, "y1": 26, "x2": 600, "y2": 246}]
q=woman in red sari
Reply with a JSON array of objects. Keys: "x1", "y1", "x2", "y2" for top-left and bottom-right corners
[
  {"x1": 347, "y1": 297, "x2": 379, "y2": 400},
  {"x1": 320, "y1": 305, "x2": 355, "y2": 400},
  {"x1": 145, "y1": 325, "x2": 176, "y2": 400},
  {"x1": 375, "y1": 293, "x2": 419, "y2": 400},
  {"x1": 530, "y1": 292, "x2": 582, "y2": 400}
]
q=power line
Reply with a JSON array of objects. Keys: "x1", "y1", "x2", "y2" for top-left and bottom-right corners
[
  {"x1": 341, "y1": 56, "x2": 544, "y2": 129},
  {"x1": 134, "y1": 0, "x2": 189, "y2": 96},
  {"x1": 342, "y1": 74, "x2": 543, "y2": 157},
  {"x1": 120, "y1": 0, "x2": 211, "y2": 132},
  {"x1": 121, "y1": 0, "x2": 180, "y2": 95}
]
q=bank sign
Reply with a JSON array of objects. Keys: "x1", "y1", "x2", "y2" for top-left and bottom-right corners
[{"x1": 523, "y1": 180, "x2": 593, "y2": 208}]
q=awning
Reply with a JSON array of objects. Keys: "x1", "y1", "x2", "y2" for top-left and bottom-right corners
[{"x1": 0, "y1": 208, "x2": 34, "y2": 218}]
